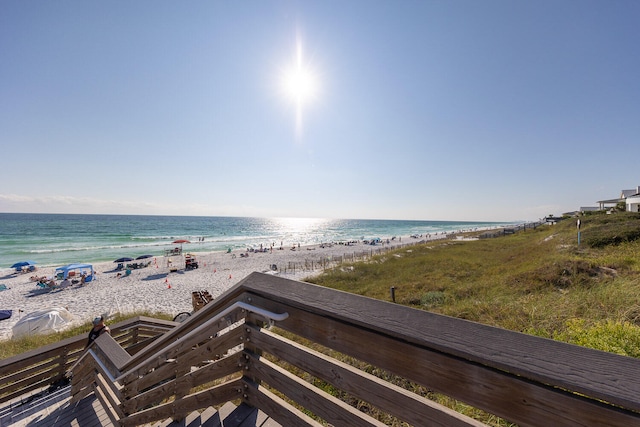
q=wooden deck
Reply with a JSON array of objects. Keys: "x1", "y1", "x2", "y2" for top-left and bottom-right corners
[
  {"x1": 0, "y1": 385, "x2": 113, "y2": 427},
  {"x1": 0, "y1": 386, "x2": 279, "y2": 427},
  {"x1": 4, "y1": 273, "x2": 640, "y2": 426}
]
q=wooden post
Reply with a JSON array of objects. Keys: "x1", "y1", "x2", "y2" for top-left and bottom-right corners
[{"x1": 390, "y1": 287, "x2": 396, "y2": 303}]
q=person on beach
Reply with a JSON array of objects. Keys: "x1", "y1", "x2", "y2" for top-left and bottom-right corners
[{"x1": 85, "y1": 315, "x2": 111, "y2": 348}]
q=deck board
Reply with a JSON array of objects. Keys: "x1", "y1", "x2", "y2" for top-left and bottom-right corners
[
  {"x1": 0, "y1": 386, "x2": 115, "y2": 427},
  {"x1": 1, "y1": 387, "x2": 279, "y2": 427}
]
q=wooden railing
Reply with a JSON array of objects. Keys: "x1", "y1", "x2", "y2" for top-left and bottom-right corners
[
  {"x1": 65, "y1": 272, "x2": 640, "y2": 426},
  {"x1": 0, "y1": 316, "x2": 177, "y2": 405}
]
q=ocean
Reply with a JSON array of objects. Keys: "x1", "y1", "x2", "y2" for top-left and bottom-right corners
[{"x1": 0, "y1": 213, "x2": 508, "y2": 270}]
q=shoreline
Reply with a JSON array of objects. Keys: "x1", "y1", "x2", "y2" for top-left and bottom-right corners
[{"x1": 0, "y1": 234, "x2": 449, "y2": 341}]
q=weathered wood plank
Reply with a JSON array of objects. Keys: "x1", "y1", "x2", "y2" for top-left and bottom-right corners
[
  {"x1": 121, "y1": 378, "x2": 243, "y2": 427},
  {"x1": 241, "y1": 378, "x2": 323, "y2": 427},
  {"x1": 94, "y1": 333, "x2": 132, "y2": 373},
  {"x1": 124, "y1": 352, "x2": 242, "y2": 414},
  {"x1": 96, "y1": 372, "x2": 125, "y2": 419},
  {"x1": 0, "y1": 316, "x2": 170, "y2": 376},
  {"x1": 0, "y1": 357, "x2": 59, "y2": 391},
  {"x1": 239, "y1": 273, "x2": 640, "y2": 411},
  {"x1": 120, "y1": 315, "x2": 242, "y2": 386},
  {"x1": 94, "y1": 382, "x2": 122, "y2": 427},
  {"x1": 246, "y1": 352, "x2": 387, "y2": 427},
  {"x1": 0, "y1": 337, "x2": 85, "y2": 375},
  {"x1": 245, "y1": 289, "x2": 640, "y2": 426},
  {"x1": 119, "y1": 296, "x2": 247, "y2": 372},
  {"x1": 122, "y1": 334, "x2": 164, "y2": 356},
  {"x1": 248, "y1": 325, "x2": 485, "y2": 427},
  {"x1": 0, "y1": 375, "x2": 58, "y2": 403},
  {"x1": 124, "y1": 326, "x2": 244, "y2": 398},
  {"x1": 0, "y1": 316, "x2": 174, "y2": 405}
]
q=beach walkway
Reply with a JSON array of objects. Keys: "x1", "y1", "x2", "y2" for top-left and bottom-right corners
[{"x1": 0, "y1": 385, "x2": 279, "y2": 427}]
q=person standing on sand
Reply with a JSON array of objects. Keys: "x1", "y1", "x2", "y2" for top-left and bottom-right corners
[{"x1": 85, "y1": 315, "x2": 111, "y2": 348}]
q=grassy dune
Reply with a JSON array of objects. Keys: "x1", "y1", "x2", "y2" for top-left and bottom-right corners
[{"x1": 308, "y1": 212, "x2": 640, "y2": 357}]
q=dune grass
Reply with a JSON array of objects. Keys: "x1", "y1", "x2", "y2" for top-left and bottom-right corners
[
  {"x1": 308, "y1": 212, "x2": 640, "y2": 356},
  {"x1": 298, "y1": 213, "x2": 640, "y2": 425}
]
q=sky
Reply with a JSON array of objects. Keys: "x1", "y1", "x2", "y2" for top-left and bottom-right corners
[{"x1": 1, "y1": 1, "x2": 639, "y2": 222}]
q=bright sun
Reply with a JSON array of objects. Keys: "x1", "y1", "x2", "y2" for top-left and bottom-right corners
[
  {"x1": 280, "y1": 40, "x2": 318, "y2": 105},
  {"x1": 282, "y1": 62, "x2": 318, "y2": 105},
  {"x1": 280, "y1": 38, "x2": 319, "y2": 139}
]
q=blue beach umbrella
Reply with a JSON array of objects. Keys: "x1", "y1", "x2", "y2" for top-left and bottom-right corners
[
  {"x1": 114, "y1": 257, "x2": 134, "y2": 263},
  {"x1": 11, "y1": 261, "x2": 36, "y2": 273},
  {"x1": 11, "y1": 261, "x2": 37, "y2": 270},
  {"x1": 135, "y1": 254, "x2": 153, "y2": 260}
]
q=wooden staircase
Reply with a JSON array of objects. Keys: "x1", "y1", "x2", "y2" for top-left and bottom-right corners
[
  {"x1": 3, "y1": 272, "x2": 640, "y2": 426},
  {"x1": 0, "y1": 385, "x2": 278, "y2": 427},
  {"x1": 149, "y1": 402, "x2": 279, "y2": 427}
]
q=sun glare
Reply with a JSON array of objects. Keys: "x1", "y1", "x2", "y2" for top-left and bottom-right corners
[
  {"x1": 279, "y1": 37, "x2": 319, "y2": 140},
  {"x1": 282, "y1": 55, "x2": 318, "y2": 104}
]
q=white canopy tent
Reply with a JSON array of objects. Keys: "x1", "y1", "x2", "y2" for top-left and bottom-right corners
[{"x1": 12, "y1": 307, "x2": 75, "y2": 339}]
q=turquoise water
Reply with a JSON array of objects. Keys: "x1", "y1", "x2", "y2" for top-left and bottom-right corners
[{"x1": 0, "y1": 213, "x2": 508, "y2": 269}]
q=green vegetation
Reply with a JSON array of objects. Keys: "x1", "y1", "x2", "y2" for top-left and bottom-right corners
[
  {"x1": 3, "y1": 213, "x2": 639, "y2": 426},
  {"x1": 0, "y1": 311, "x2": 173, "y2": 360},
  {"x1": 308, "y1": 212, "x2": 640, "y2": 356},
  {"x1": 298, "y1": 212, "x2": 640, "y2": 425}
]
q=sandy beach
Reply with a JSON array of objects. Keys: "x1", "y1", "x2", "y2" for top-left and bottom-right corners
[{"x1": 0, "y1": 235, "x2": 442, "y2": 341}]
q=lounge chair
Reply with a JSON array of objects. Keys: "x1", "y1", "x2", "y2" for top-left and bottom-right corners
[{"x1": 36, "y1": 281, "x2": 57, "y2": 292}]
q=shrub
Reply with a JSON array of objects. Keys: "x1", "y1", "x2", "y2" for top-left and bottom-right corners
[
  {"x1": 420, "y1": 291, "x2": 446, "y2": 308},
  {"x1": 579, "y1": 213, "x2": 640, "y2": 248},
  {"x1": 554, "y1": 319, "x2": 640, "y2": 357}
]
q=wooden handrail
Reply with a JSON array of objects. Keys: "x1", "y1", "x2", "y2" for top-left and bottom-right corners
[
  {"x1": 0, "y1": 316, "x2": 175, "y2": 404},
  {"x1": 237, "y1": 273, "x2": 640, "y2": 425},
  {"x1": 116, "y1": 301, "x2": 287, "y2": 384},
  {"x1": 10, "y1": 273, "x2": 640, "y2": 426}
]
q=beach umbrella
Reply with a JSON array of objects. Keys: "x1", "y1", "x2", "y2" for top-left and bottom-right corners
[
  {"x1": 11, "y1": 261, "x2": 37, "y2": 269},
  {"x1": 114, "y1": 257, "x2": 134, "y2": 263},
  {"x1": 11, "y1": 261, "x2": 37, "y2": 272},
  {"x1": 172, "y1": 239, "x2": 190, "y2": 251},
  {"x1": 135, "y1": 254, "x2": 153, "y2": 260}
]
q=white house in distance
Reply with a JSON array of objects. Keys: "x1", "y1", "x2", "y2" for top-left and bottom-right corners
[
  {"x1": 625, "y1": 188, "x2": 640, "y2": 213},
  {"x1": 597, "y1": 186, "x2": 640, "y2": 212}
]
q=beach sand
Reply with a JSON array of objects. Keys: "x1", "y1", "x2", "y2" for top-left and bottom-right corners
[{"x1": 0, "y1": 235, "x2": 446, "y2": 341}]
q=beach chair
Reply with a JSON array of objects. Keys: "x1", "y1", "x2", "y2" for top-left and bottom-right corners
[
  {"x1": 0, "y1": 284, "x2": 8, "y2": 291},
  {"x1": 36, "y1": 281, "x2": 57, "y2": 292}
]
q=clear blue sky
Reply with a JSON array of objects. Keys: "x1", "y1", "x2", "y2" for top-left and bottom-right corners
[{"x1": 1, "y1": 1, "x2": 639, "y2": 221}]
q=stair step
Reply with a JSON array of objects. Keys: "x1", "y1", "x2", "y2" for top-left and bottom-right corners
[{"x1": 150, "y1": 402, "x2": 280, "y2": 427}]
